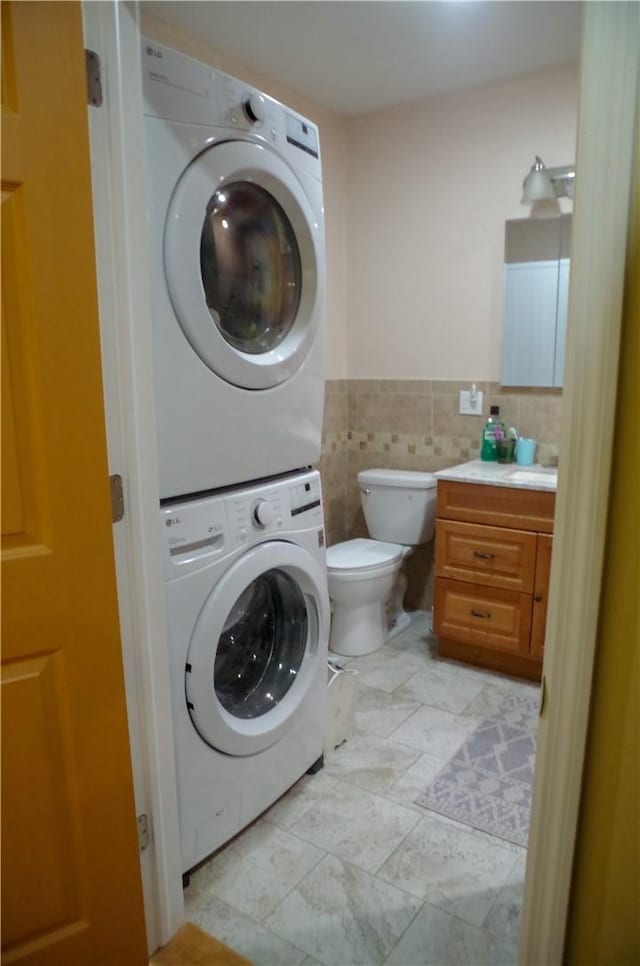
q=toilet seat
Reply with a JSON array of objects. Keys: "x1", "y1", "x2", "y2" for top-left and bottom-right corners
[{"x1": 327, "y1": 538, "x2": 405, "y2": 579}]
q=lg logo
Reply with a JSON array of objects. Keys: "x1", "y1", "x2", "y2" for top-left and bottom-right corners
[
  {"x1": 165, "y1": 516, "x2": 181, "y2": 527},
  {"x1": 145, "y1": 46, "x2": 163, "y2": 59}
]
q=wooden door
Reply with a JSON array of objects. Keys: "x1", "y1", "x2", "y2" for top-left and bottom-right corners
[
  {"x1": 530, "y1": 534, "x2": 554, "y2": 660},
  {"x1": 1, "y1": 3, "x2": 147, "y2": 963}
]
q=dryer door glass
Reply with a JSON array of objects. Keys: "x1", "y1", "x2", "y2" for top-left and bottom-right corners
[
  {"x1": 214, "y1": 568, "x2": 308, "y2": 718},
  {"x1": 200, "y1": 182, "x2": 302, "y2": 354}
]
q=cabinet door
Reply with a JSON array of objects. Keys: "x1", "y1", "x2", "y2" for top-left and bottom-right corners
[
  {"x1": 435, "y1": 519, "x2": 536, "y2": 593},
  {"x1": 501, "y1": 260, "x2": 559, "y2": 387},
  {"x1": 530, "y1": 534, "x2": 553, "y2": 659}
]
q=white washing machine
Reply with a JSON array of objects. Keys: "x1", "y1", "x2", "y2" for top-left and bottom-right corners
[
  {"x1": 162, "y1": 469, "x2": 329, "y2": 873},
  {"x1": 142, "y1": 40, "x2": 326, "y2": 500}
]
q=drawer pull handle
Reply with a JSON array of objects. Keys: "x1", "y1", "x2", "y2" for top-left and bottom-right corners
[
  {"x1": 471, "y1": 609, "x2": 491, "y2": 619},
  {"x1": 473, "y1": 551, "x2": 495, "y2": 560}
]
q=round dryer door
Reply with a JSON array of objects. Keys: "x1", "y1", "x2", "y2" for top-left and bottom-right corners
[
  {"x1": 185, "y1": 541, "x2": 329, "y2": 756},
  {"x1": 164, "y1": 140, "x2": 323, "y2": 390}
]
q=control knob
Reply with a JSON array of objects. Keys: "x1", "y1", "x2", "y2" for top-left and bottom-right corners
[
  {"x1": 243, "y1": 93, "x2": 266, "y2": 124},
  {"x1": 252, "y1": 499, "x2": 275, "y2": 528}
]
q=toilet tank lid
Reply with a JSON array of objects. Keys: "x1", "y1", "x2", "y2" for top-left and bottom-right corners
[
  {"x1": 358, "y1": 468, "x2": 437, "y2": 489},
  {"x1": 327, "y1": 538, "x2": 404, "y2": 570}
]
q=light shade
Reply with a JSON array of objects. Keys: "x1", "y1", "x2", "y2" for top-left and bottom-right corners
[{"x1": 522, "y1": 156, "x2": 555, "y2": 203}]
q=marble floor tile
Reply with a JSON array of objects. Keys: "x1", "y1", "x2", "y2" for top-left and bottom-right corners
[
  {"x1": 263, "y1": 771, "x2": 339, "y2": 830},
  {"x1": 354, "y1": 683, "x2": 422, "y2": 738},
  {"x1": 395, "y1": 664, "x2": 485, "y2": 713},
  {"x1": 410, "y1": 809, "x2": 528, "y2": 858},
  {"x1": 462, "y1": 682, "x2": 540, "y2": 719},
  {"x1": 289, "y1": 780, "x2": 420, "y2": 873},
  {"x1": 378, "y1": 813, "x2": 518, "y2": 928},
  {"x1": 439, "y1": 656, "x2": 540, "y2": 697},
  {"x1": 265, "y1": 854, "x2": 423, "y2": 966},
  {"x1": 389, "y1": 704, "x2": 481, "y2": 759},
  {"x1": 384, "y1": 753, "x2": 445, "y2": 812},
  {"x1": 186, "y1": 893, "x2": 310, "y2": 966},
  {"x1": 482, "y1": 851, "x2": 527, "y2": 947},
  {"x1": 385, "y1": 900, "x2": 518, "y2": 966},
  {"x1": 345, "y1": 649, "x2": 424, "y2": 693},
  {"x1": 385, "y1": 636, "x2": 437, "y2": 662},
  {"x1": 324, "y1": 731, "x2": 421, "y2": 793},
  {"x1": 190, "y1": 820, "x2": 325, "y2": 921}
]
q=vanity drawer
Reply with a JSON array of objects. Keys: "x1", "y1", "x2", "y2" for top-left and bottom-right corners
[
  {"x1": 435, "y1": 520, "x2": 536, "y2": 593},
  {"x1": 434, "y1": 578, "x2": 533, "y2": 655},
  {"x1": 437, "y1": 480, "x2": 555, "y2": 533}
]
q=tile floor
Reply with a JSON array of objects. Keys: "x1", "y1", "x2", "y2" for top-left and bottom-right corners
[{"x1": 184, "y1": 612, "x2": 539, "y2": 966}]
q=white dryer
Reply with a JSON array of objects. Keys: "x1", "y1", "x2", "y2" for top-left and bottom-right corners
[
  {"x1": 142, "y1": 41, "x2": 326, "y2": 500},
  {"x1": 162, "y1": 469, "x2": 329, "y2": 872}
]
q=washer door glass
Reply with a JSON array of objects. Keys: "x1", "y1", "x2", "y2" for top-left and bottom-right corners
[
  {"x1": 201, "y1": 183, "x2": 302, "y2": 355},
  {"x1": 185, "y1": 541, "x2": 329, "y2": 757},
  {"x1": 214, "y1": 569, "x2": 307, "y2": 718}
]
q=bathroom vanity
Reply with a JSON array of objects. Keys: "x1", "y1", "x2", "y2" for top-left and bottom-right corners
[{"x1": 433, "y1": 460, "x2": 556, "y2": 681}]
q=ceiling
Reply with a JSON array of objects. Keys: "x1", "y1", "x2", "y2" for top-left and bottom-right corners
[{"x1": 142, "y1": 1, "x2": 582, "y2": 116}]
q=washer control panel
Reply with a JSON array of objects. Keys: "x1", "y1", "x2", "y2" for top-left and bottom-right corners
[
  {"x1": 230, "y1": 487, "x2": 284, "y2": 544},
  {"x1": 162, "y1": 499, "x2": 227, "y2": 568},
  {"x1": 162, "y1": 470, "x2": 324, "y2": 576}
]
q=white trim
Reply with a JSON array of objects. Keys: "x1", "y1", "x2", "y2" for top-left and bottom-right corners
[
  {"x1": 520, "y1": 5, "x2": 639, "y2": 964},
  {"x1": 82, "y1": 0, "x2": 184, "y2": 951}
]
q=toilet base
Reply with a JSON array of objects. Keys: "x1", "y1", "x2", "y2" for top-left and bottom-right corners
[
  {"x1": 328, "y1": 599, "x2": 387, "y2": 657},
  {"x1": 387, "y1": 609, "x2": 412, "y2": 641}
]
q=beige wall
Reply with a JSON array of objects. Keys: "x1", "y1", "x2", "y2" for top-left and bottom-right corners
[
  {"x1": 141, "y1": 12, "x2": 350, "y2": 378},
  {"x1": 346, "y1": 66, "x2": 578, "y2": 379}
]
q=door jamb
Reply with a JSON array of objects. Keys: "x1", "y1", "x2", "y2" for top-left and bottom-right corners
[
  {"x1": 82, "y1": 0, "x2": 184, "y2": 951},
  {"x1": 520, "y1": 5, "x2": 639, "y2": 962}
]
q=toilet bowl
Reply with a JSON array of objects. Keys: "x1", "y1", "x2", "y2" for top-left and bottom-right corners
[{"x1": 327, "y1": 469, "x2": 437, "y2": 657}]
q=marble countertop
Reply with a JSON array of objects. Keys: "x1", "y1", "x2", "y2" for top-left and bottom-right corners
[{"x1": 434, "y1": 459, "x2": 558, "y2": 492}]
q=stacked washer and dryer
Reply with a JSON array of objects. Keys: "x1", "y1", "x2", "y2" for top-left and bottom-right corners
[{"x1": 142, "y1": 40, "x2": 330, "y2": 875}]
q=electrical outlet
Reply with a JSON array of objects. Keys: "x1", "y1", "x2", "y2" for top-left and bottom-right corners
[{"x1": 459, "y1": 389, "x2": 483, "y2": 416}]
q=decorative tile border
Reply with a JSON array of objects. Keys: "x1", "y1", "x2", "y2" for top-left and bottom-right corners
[{"x1": 319, "y1": 379, "x2": 562, "y2": 549}]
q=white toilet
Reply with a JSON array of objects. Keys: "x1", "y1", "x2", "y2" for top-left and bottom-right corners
[{"x1": 326, "y1": 468, "x2": 437, "y2": 657}]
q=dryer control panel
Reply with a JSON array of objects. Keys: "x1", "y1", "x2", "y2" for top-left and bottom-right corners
[{"x1": 142, "y1": 38, "x2": 322, "y2": 179}]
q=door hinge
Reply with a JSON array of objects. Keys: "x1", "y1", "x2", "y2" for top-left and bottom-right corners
[
  {"x1": 110, "y1": 474, "x2": 124, "y2": 523},
  {"x1": 137, "y1": 813, "x2": 150, "y2": 852},
  {"x1": 85, "y1": 49, "x2": 103, "y2": 107}
]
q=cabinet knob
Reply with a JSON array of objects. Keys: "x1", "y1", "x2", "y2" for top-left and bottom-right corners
[
  {"x1": 471, "y1": 609, "x2": 491, "y2": 619},
  {"x1": 534, "y1": 594, "x2": 544, "y2": 602},
  {"x1": 473, "y1": 550, "x2": 495, "y2": 560}
]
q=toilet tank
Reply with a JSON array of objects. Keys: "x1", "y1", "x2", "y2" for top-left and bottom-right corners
[{"x1": 358, "y1": 469, "x2": 438, "y2": 545}]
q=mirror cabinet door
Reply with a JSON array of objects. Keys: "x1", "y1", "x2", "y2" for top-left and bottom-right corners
[{"x1": 501, "y1": 215, "x2": 571, "y2": 388}]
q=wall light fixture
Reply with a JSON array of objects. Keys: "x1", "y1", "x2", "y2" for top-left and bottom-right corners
[{"x1": 522, "y1": 155, "x2": 576, "y2": 204}]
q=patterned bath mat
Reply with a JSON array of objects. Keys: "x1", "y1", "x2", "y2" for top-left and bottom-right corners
[{"x1": 414, "y1": 690, "x2": 539, "y2": 847}]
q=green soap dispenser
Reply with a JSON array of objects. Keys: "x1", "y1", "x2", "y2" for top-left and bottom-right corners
[{"x1": 481, "y1": 405, "x2": 505, "y2": 461}]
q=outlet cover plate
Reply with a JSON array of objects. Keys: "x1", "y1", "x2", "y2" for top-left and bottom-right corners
[{"x1": 459, "y1": 389, "x2": 484, "y2": 416}]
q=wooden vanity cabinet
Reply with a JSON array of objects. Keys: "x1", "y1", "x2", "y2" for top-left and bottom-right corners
[{"x1": 433, "y1": 480, "x2": 555, "y2": 680}]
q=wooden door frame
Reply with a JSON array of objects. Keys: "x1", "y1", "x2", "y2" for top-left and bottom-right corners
[
  {"x1": 81, "y1": 0, "x2": 638, "y2": 959},
  {"x1": 520, "y1": 5, "x2": 638, "y2": 963},
  {"x1": 82, "y1": 1, "x2": 183, "y2": 951}
]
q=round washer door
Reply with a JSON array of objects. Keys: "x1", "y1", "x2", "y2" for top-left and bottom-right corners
[
  {"x1": 186, "y1": 541, "x2": 329, "y2": 757},
  {"x1": 164, "y1": 139, "x2": 323, "y2": 390}
]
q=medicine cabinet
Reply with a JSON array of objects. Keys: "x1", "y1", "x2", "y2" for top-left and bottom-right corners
[{"x1": 501, "y1": 214, "x2": 571, "y2": 387}]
